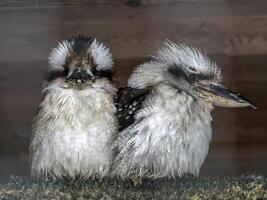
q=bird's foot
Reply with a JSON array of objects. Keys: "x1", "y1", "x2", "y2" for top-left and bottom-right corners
[{"x1": 130, "y1": 175, "x2": 142, "y2": 187}]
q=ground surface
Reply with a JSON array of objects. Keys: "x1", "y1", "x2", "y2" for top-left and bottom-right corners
[{"x1": 0, "y1": 175, "x2": 266, "y2": 199}]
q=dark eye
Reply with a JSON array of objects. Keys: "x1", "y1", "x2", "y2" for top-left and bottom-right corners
[{"x1": 188, "y1": 73, "x2": 199, "y2": 82}]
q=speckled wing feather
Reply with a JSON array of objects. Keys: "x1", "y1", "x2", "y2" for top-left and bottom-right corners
[{"x1": 116, "y1": 87, "x2": 151, "y2": 131}]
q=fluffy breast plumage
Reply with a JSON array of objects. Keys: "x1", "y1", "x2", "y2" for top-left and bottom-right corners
[
  {"x1": 112, "y1": 84, "x2": 212, "y2": 179},
  {"x1": 30, "y1": 83, "x2": 118, "y2": 179}
]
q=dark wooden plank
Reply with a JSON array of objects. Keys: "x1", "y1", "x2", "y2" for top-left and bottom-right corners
[
  {"x1": 1, "y1": 0, "x2": 267, "y2": 17},
  {"x1": 201, "y1": 143, "x2": 267, "y2": 176},
  {"x1": 1, "y1": 2, "x2": 267, "y2": 62}
]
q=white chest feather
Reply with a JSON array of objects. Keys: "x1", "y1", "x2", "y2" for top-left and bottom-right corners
[
  {"x1": 31, "y1": 82, "x2": 117, "y2": 178},
  {"x1": 113, "y1": 84, "x2": 212, "y2": 178}
]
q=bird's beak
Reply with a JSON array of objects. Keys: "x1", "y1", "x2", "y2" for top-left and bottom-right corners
[
  {"x1": 67, "y1": 68, "x2": 94, "y2": 83},
  {"x1": 197, "y1": 84, "x2": 257, "y2": 109}
]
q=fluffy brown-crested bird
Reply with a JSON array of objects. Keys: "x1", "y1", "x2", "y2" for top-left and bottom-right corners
[{"x1": 30, "y1": 36, "x2": 118, "y2": 179}]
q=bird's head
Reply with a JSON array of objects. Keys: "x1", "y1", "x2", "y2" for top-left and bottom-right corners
[
  {"x1": 47, "y1": 36, "x2": 114, "y2": 90},
  {"x1": 128, "y1": 41, "x2": 256, "y2": 109}
]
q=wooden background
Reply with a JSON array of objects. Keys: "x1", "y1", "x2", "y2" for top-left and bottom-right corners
[{"x1": 0, "y1": 0, "x2": 266, "y2": 177}]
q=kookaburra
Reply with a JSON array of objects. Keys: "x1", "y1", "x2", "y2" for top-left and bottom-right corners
[
  {"x1": 112, "y1": 41, "x2": 256, "y2": 181},
  {"x1": 30, "y1": 36, "x2": 118, "y2": 179}
]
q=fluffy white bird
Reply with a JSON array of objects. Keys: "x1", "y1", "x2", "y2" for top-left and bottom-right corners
[
  {"x1": 112, "y1": 41, "x2": 256, "y2": 182},
  {"x1": 30, "y1": 36, "x2": 118, "y2": 179}
]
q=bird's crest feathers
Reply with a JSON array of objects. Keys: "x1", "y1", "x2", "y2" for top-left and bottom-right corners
[
  {"x1": 128, "y1": 40, "x2": 222, "y2": 88},
  {"x1": 48, "y1": 36, "x2": 113, "y2": 72},
  {"x1": 154, "y1": 40, "x2": 221, "y2": 79}
]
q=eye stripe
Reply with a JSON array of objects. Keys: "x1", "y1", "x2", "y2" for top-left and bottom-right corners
[
  {"x1": 168, "y1": 64, "x2": 187, "y2": 78},
  {"x1": 188, "y1": 66, "x2": 197, "y2": 72},
  {"x1": 45, "y1": 69, "x2": 68, "y2": 82},
  {"x1": 94, "y1": 70, "x2": 114, "y2": 82},
  {"x1": 168, "y1": 64, "x2": 213, "y2": 83}
]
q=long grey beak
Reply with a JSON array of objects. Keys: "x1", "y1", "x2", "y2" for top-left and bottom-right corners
[{"x1": 199, "y1": 84, "x2": 257, "y2": 109}]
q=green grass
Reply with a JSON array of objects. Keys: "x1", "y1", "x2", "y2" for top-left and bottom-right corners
[{"x1": 0, "y1": 175, "x2": 266, "y2": 199}]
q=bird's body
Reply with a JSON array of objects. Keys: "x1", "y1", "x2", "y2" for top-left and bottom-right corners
[
  {"x1": 30, "y1": 36, "x2": 117, "y2": 179},
  {"x1": 114, "y1": 84, "x2": 212, "y2": 178},
  {"x1": 112, "y1": 41, "x2": 255, "y2": 180}
]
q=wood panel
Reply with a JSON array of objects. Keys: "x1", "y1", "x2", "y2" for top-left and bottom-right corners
[
  {"x1": 1, "y1": 1, "x2": 267, "y2": 62},
  {"x1": 0, "y1": 0, "x2": 266, "y2": 177},
  {"x1": 202, "y1": 143, "x2": 267, "y2": 176}
]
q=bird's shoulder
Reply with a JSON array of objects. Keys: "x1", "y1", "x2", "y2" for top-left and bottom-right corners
[{"x1": 116, "y1": 87, "x2": 151, "y2": 131}]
